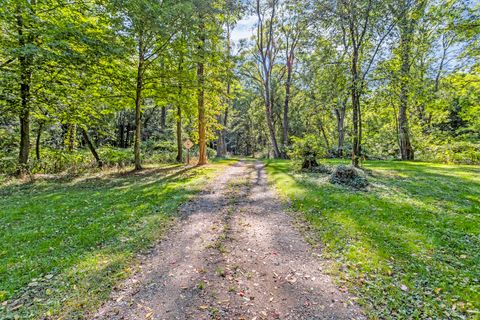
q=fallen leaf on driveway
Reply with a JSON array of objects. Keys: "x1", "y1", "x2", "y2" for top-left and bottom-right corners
[{"x1": 285, "y1": 274, "x2": 297, "y2": 284}]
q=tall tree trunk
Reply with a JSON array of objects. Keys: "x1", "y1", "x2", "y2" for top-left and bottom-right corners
[
  {"x1": 317, "y1": 117, "x2": 331, "y2": 151},
  {"x1": 334, "y1": 100, "x2": 346, "y2": 157},
  {"x1": 16, "y1": 7, "x2": 32, "y2": 176},
  {"x1": 18, "y1": 104, "x2": 30, "y2": 173},
  {"x1": 398, "y1": 20, "x2": 414, "y2": 160},
  {"x1": 216, "y1": 80, "x2": 229, "y2": 158},
  {"x1": 160, "y1": 106, "x2": 167, "y2": 132},
  {"x1": 176, "y1": 105, "x2": 182, "y2": 162},
  {"x1": 222, "y1": 105, "x2": 228, "y2": 154},
  {"x1": 282, "y1": 54, "x2": 293, "y2": 158},
  {"x1": 125, "y1": 123, "x2": 130, "y2": 148},
  {"x1": 256, "y1": 0, "x2": 280, "y2": 159},
  {"x1": 217, "y1": 21, "x2": 233, "y2": 158},
  {"x1": 265, "y1": 100, "x2": 280, "y2": 158},
  {"x1": 81, "y1": 128, "x2": 103, "y2": 167},
  {"x1": 216, "y1": 115, "x2": 225, "y2": 157},
  {"x1": 351, "y1": 47, "x2": 362, "y2": 167},
  {"x1": 197, "y1": 25, "x2": 207, "y2": 165},
  {"x1": 264, "y1": 73, "x2": 280, "y2": 158},
  {"x1": 216, "y1": 97, "x2": 228, "y2": 157},
  {"x1": 35, "y1": 121, "x2": 43, "y2": 160},
  {"x1": 118, "y1": 123, "x2": 125, "y2": 148},
  {"x1": 134, "y1": 36, "x2": 144, "y2": 171}
]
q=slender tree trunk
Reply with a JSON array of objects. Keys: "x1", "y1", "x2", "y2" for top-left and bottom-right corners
[
  {"x1": 134, "y1": 36, "x2": 144, "y2": 171},
  {"x1": 256, "y1": 0, "x2": 280, "y2": 159},
  {"x1": 160, "y1": 106, "x2": 167, "y2": 132},
  {"x1": 334, "y1": 100, "x2": 346, "y2": 157},
  {"x1": 282, "y1": 55, "x2": 293, "y2": 158},
  {"x1": 81, "y1": 128, "x2": 103, "y2": 167},
  {"x1": 216, "y1": 80, "x2": 229, "y2": 158},
  {"x1": 338, "y1": 118, "x2": 345, "y2": 157},
  {"x1": 398, "y1": 21, "x2": 414, "y2": 160},
  {"x1": 197, "y1": 24, "x2": 207, "y2": 165},
  {"x1": 176, "y1": 105, "x2": 182, "y2": 162},
  {"x1": 125, "y1": 124, "x2": 130, "y2": 148},
  {"x1": 18, "y1": 105, "x2": 30, "y2": 173},
  {"x1": 118, "y1": 122, "x2": 125, "y2": 148},
  {"x1": 351, "y1": 48, "x2": 361, "y2": 167},
  {"x1": 35, "y1": 121, "x2": 43, "y2": 160},
  {"x1": 16, "y1": 8, "x2": 32, "y2": 176},
  {"x1": 222, "y1": 105, "x2": 228, "y2": 154},
  {"x1": 265, "y1": 101, "x2": 280, "y2": 158},
  {"x1": 318, "y1": 117, "x2": 331, "y2": 151},
  {"x1": 217, "y1": 22, "x2": 233, "y2": 158},
  {"x1": 216, "y1": 115, "x2": 225, "y2": 157},
  {"x1": 264, "y1": 74, "x2": 280, "y2": 158},
  {"x1": 216, "y1": 98, "x2": 228, "y2": 157}
]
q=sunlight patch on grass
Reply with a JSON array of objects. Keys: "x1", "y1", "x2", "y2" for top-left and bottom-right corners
[
  {"x1": 266, "y1": 159, "x2": 480, "y2": 319},
  {"x1": 0, "y1": 159, "x2": 236, "y2": 319}
]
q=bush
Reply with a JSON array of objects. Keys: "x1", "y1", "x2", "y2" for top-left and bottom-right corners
[
  {"x1": 329, "y1": 165, "x2": 369, "y2": 189},
  {"x1": 31, "y1": 148, "x2": 93, "y2": 174},
  {"x1": 0, "y1": 154, "x2": 16, "y2": 175},
  {"x1": 416, "y1": 140, "x2": 480, "y2": 165},
  {"x1": 98, "y1": 147, "x2": 133, "y2": 167},
  {"x1": 149, "y1": 140, "x2": 177, "y2": 153},
  {"x1": 289, "y1": 135, "x2": 325, "y2": 170}
]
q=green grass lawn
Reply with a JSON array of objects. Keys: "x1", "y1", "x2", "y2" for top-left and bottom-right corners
[
  {"x1": 0, "y1": 159, "x2": 235, "y2": 319},
  {"x1": 266, "y1": 159, "x2": 480, "y2": 319}
]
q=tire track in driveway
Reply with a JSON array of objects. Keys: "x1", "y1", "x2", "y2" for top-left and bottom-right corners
[{"x1": 93, "y1": 161, "x2": 365, "y2": 320}]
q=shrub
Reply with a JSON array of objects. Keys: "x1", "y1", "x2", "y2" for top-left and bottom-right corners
[
  {"x1": 329, "y1": 165, "x2": 369, "y2": 189},
  {"x1": 289, "y1": 135, "x2": 326, "y2": 170},
  {"x1": 0, "y1": 154, "x2": 16, "y2": 175},
  {"x1": 416, "y1": 140, "x2": 480, "y2": 165},
  {"x1": 98, "y1": 147, "x2": 133, "y2": 167},
  {"x1": 150, "y1": 140, "x2": 177, "y2": 153},
  {"x1": 30, "y1": 148, "x2": 93, "y2": 174}
]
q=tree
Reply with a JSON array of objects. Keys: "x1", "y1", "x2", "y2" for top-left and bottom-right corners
[
  {"x1": 254, "y1": 0, "x2": 281, "y2": 158},
  {"x1": 0, "y1": 0, "x2": 117, "y2": 174},
  {"x1": 216, "y1": 0, "x2": 242, "y2": 158},
  {"x1": 112, "y1": 0, "x2": 188, "y2": 170},
  {"x1": 278, "y1": 0, "x2": 310, "y2": 157},
  {"x1": 331, "y1": 0, "x2": 393, "y2": 166},
  {"x1": 392, "y1": 0, "x2": 427, "y2": 160}
]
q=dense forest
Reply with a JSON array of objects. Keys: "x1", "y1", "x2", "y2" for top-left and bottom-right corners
[{"x1": 0, "y1": 0, "x2": 478, "y2": 176}]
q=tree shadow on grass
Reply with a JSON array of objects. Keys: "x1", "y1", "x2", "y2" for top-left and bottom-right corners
[
  {"x1": 265, "y1": 160, "x2": 480, "y2": 318},
  {"x1": 0, "y1": 164, "x2": 207, "y2": 318}
]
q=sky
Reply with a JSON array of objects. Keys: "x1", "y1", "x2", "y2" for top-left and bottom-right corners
[{"x1": 231, "y1": 15, "x2": 256, "y2": 44}]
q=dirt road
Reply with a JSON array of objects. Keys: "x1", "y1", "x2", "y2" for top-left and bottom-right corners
[{"x1": 93, "y1": 161, "x2": 364, "y2": 320}]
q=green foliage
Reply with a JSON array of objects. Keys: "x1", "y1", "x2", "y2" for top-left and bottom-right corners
[
  {"x1": 30, "y1": 149, "x2": 93, "y2": 175},
  {"x1": 0, "y1": 154, "x2": 16, "y2": 175},
  {"x1": 98, "y1": 147, "x2": 134, "y2": 167},
  {"x1": 417, "y1": 140, "x2": 480, "y2": 165},
  {"x1": 288, "y1": 135, "x2": 325, "y2": 170},
  {"x1": 267, "y1": 159, "x2": 480, "y2": 319}
]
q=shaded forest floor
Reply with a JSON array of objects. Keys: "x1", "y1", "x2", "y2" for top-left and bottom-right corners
[
  {"x1": 266, "y1": 159, "x2": 480, "y2": 319},
  {"x1": 0, "y1": 160, "x2": 235, "y2": 319}
]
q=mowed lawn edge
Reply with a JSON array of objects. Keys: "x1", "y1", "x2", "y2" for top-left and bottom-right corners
[
  {"x1": 0, "y1": 159, "x2": 236, "y2": 319},
  {"x1": 265, "y1": 159, "x2": 480, "y2": 319}
]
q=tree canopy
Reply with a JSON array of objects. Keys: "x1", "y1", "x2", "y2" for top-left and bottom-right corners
[{"x1": 0, "y1": 0, "x2": 478, "y2": 175}]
